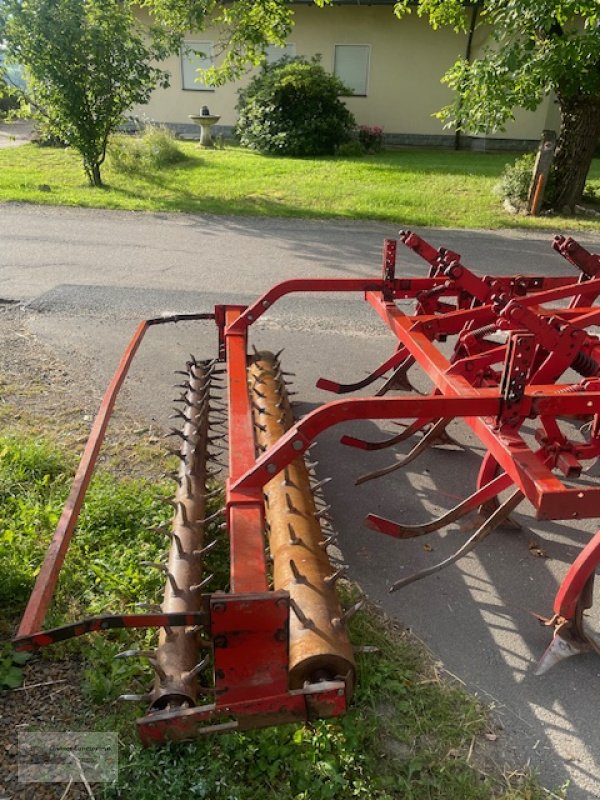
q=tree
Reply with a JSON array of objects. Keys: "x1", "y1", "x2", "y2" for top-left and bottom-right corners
[
  {"x1": 0, "y1": 0, "x2": 175, "y2": 186},
  {"x1": 394, "y1": 1, "x2": 600, "y2": 211},
  {"x1": 0, "y1": 0, "x2": 296, "y2": 186}
]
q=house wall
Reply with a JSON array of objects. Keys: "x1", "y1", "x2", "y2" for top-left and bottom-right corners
[{"x1": 134, "y1": 4, "x2": 556, "y2": 149}]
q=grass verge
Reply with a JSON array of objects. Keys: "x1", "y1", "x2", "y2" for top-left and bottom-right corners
[
  {"x1": 0, "y1": 143, "x2": 598, "y2": 232},
  {"x1": 0, "y1": 431, "x2": 558, "y2": 799}
]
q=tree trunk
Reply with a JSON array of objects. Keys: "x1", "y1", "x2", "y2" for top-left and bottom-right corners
[
  {"x1": 85, "y1": 161, "x2": 103, "y2": 187},
  {"x1": 553, "y1": 94, "x2": 600, "y2": 212}
]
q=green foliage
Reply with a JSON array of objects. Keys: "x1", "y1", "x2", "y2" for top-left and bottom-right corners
[
  {"x1": 393, "y1": 2, "x2": 600, "y2": 132},
  {"x1": 494, "y1": 152, "x2": 535, "y2": 209},
  {"x1": 337, "y1": 140, "x2": 366, "y2": 158},
  {"x1": 0, "y1": 0, "x2": 172, "y2": 186},
  {"x1": 235, "y1": 58, "x2": 356, "y2": 157},
  {"x1": 0, "y1": 642, "x2": 32, "y2": 689},
  {"x1": 140, "y1": 0, "x2": 294, "y2": 86},
  {"x1": 109, "y1": 125, "x2": 188, "y2": 174},
  {"x1": 394, "y1": 1, "x2": 600, "y2": 208}
]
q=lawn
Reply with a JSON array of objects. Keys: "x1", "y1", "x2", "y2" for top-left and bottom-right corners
[{"x1": 1, "y1": 142, "x2": 599, "y2": 231}]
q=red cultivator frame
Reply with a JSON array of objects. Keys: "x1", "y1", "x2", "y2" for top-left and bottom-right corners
[{"x1": 12, "y1": 231, "x2": 600, "y2": 743}]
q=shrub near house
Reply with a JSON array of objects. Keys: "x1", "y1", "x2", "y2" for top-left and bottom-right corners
[{"x1": 235, "y1": 58, "x2": 356, "y2": 157}]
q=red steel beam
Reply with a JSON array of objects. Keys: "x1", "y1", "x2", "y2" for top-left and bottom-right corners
[
  {"x1": 18, "y1": 313, "x2": 215, "y2": 637},
  {"x1": 224, "y1": 307, "x2": 268, "y2": 593}
]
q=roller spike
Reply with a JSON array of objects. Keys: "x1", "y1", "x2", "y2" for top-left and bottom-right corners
[
  {"x1": 324, "y1": 565, "x2": 348, "y2": 587},
  {"x1": 253, "y1": 388, "x2": 266, "y2": 399},
  {"x1": 193, "y1": 539, "x2": 219, "y2": 557},
  {"x1": 289, "y1": 559, "x2": 306, "y2": 583},
  {"x1": 166, "y1": 530, "x2": 185, "y2": 557},
  {"x1": 172, "y1": 394, "x2": 188, "y2": 405},
  {"x1": 205, "y1": 488, "x2": 224, "y2": 500},
  {"x1": 174, "y1": 370, "x2": 190, "y2": 377},
  {"x1": 333, "y1": 600, "x2": 364, "y2": 629},
  {"x1": 149, "y1": 522, "x2": 171, "y2": 535},
  {"x1": 251, "y1": 344, "x2": 261, "y2": 357},
  {"x1": 177, "y1": 501, "x2": 190, "y2": 527},
  {"x1": 314, "y1": 505, "x2": 332, "y2": 521},
  {"x1": 218, "y1": 522, "x2": 227, "y2": 530},
  {"x1": 289, "y1": 598, "x2": 314, "y2": 629},
  {"x1": 190, "y1": 574, "x2": 214, "y2": 593},
  {"x1": 188, "y1": 354, "x2": 199, "y2": 367},
  {"x1": 206, "y1": 466, "x2": 222, "y2": 478},
  {"x1": 197, "y1": 507, "x2": 225, "y2": 525},
  {"x1": 166, "y1": 447, "x2": 187, "y2": 461},
  {"x1": 312, "y1": 477, "x2": 332, "y2": 492},
  {"x1": 174, "y1": 381, "x2": 192, "y2": 391},
  {"x1": 183, "y1": 656, "x2": 210, "y2": 682},
  {"x1": 282, "y1": 468, "x2": 296, "y2": 488},
  {"x1": 115, "y1": 649, "x2": 156, "y2": 660},
  {"x1": 280, "y1": 371, "x2": 296, "y2": 377},
  {"x1": 255, "y1": 422, "x2": 268, "y2": 433},
  {"x1": 285, "y1": 493, "x2": 302, "y2": 515},
  {"x1": 169, "y1": 410, "x2": 192, "y2": 423},
  {"x1": 252, "y1": 402, "x2": 266, "y2": 414},
  {"x1": 118, "y1": 693, "x2": 151, "y2": 703},
  {"x1": 319, "y1": 533, "x2": 339, "y2": 550},
  {"x1": 185, "y1": 625, "x2": 203, "y2": 637},
  {"x1": 288, "y1": 522, "x2": 301, "y2": 545},
  {"x1": 274, "y1": 348, "x2": 285, "y2": 359},
  {"x1": 135, "y1": 602, "x2": 162, "y2": 612},
  {"x1": 141, "y1": 562, "x2": 180, "y2": 593}
]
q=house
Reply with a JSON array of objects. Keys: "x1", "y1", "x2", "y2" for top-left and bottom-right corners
[{"x1": 134, "y1": 1, "x2": 560, "y2": 150}]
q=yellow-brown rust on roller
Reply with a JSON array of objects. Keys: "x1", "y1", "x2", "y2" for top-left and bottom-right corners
[{"x1": 248, "y1": 351, "x2": 355, "y2": 693}]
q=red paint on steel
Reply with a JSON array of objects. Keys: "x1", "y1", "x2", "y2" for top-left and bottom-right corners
[
  {"x1": 554, "y1": 529, "x2": 600, "y2": 619},
  {"x1": 224, "y1": 307, "x2": 268, "y2": 592},
  {"x1": 18, "y1": 319, "x2": 150, "y2": 637}
]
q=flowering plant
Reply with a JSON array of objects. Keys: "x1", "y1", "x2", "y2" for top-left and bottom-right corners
[{"x1": 357, "y1": 125, "x2": 383, "y2": 153}]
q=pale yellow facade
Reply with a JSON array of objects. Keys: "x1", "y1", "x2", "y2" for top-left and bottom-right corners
[{"x1": 135, "y1": 4, "x2": 557, "y2": 147}]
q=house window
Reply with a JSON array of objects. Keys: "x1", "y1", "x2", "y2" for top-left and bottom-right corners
[
  {"x1": 265, "y1": 43, "x2": 296, "y2": 65},
  {"x1": 334, "y1": 44, "x2": 370, "y2": 96},
  {"x1": 181, "y1": 42, "x2": 214, "y2": 91}
]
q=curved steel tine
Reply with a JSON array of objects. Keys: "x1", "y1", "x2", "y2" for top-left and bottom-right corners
[
  {"x1": 365, "y1": 470, "x2": 515, "y2": 539},
  {"x1": 355, "y1": 418, "x2": 452, "y2": 485},
  {"x1": 316, "y1": 347, "x2": 408, "y2": 395},
  {"x1": 375, "y1": 357, "x2": 422, "y2": 396},
  {"x1": 389, "y1": 489, "x2": 524, "y2": 593},
  {"x1": 341, "y1": 416, "x2": 435, "y2": 451}
]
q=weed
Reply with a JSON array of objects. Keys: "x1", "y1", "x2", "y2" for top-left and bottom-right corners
[{"x1": 0, "y1": 642, "x2": 32, "y2": 688}]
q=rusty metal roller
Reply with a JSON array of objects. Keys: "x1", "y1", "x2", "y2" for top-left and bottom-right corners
[
  {"x1": 248, "y1": 351, "x2": 355, "y2": 693},
  {"x1": 150, "y1": 359, "x2": 212, "y2": 710}
]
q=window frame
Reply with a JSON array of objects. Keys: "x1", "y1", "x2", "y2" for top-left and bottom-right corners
[
  {"x1": 180, "y1": 41, "x2": 215, "y2": 92},
  {"x1": 333, "y1": 43, "x2": 371, "y2": 98}
]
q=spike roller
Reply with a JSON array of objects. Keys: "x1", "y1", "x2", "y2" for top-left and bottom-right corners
[
  {"x1": 12, "y1": 233, "x2": 600, "y2": 743},
  {"x1": 150, "y1": 359, "x2": 214, "y2": 710},
  {"x1": 249, "y1": 352, "x2": 355, "y2": 691}
]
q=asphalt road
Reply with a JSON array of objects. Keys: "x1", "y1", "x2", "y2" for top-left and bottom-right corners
[{"x1": 2, "y1": 204, "x2": 600, "y2": 798}]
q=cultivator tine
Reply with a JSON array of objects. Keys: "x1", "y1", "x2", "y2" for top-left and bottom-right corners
[
  {"x1": 366, "y1": 470, "x2": 515, "y2": 539},
  {"x1": 375, "y1": 357, "x2": 421, "y2": 396},
  {"x1": 355, "y1": 418, "x2": 454, "y2": 486},
  {"x1": 316, "y1": 348, "x2": 409, "y2": 394},
  {"x1": 249, "y1": 351, "x2": 356, "y2": 691},
  {"x1": 340, "y1": 417, "x2": 434, "y2": 451},
  {"x1": 389, "y1": 489, "x2": 524, "y2": 593}
]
